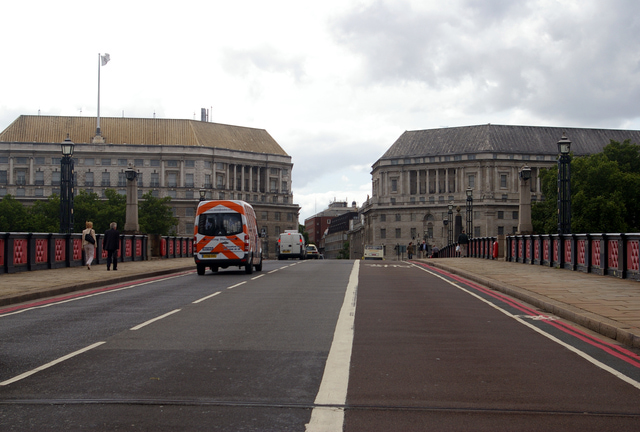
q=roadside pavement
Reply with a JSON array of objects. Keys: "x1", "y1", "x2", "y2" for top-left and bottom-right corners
[
  {"x1": 415, "y1": 257, "x2": 640, "y2": 349},
  {"x1": 0, "y1": 258, "x2": 195, "y2": 307},
  {"x1": 1, "y1": 256, "x2": 639, "y2": 349}
]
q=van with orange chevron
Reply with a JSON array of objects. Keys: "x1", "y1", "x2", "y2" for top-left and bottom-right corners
[{"x1": 193, "y1": 200, "x2": 263, "y2": 275}]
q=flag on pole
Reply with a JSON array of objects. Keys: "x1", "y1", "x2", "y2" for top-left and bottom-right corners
[{"x1": 101, "y1": 53, "x2": 110, "y2": 66}]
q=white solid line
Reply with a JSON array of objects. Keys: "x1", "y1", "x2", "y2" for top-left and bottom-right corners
[
  {"x1": 130, "y1": 309, "x2": 181, "y2": 330},
  {"x1": 306, "y1": 260, "x2": 359, "y2": 431},
  {"x1": 227, "y1": 281, "x2": 247, "y2": 290},
  {"x1": 268, "y1": 268, "x2": 280, "y2": 274},
  {"x1": 251, "y1": 274, "x2": 265, "y2": 280},
  {"x1": 0, "y1": 341, "x2": 106, "y2": 386},
  {"x1": 413, "y1": 264, "x2": 640, "y2": 391},
  {"x1": 192, "y1": 291, "x2": 221, "y2": 304}
]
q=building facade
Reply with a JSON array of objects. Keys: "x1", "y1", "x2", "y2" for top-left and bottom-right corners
[
  {"x1": 359, "y1": 124, "x2": 640, "y2": 260},
  {"x1": 0, "y1": 115, "x2": 300, "y2": 256},
  {"x1": 304, "y1": 200, "x2": 357, "y2": 255}
]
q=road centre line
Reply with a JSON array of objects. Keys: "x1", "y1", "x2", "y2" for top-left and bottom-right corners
[
  {"x1": 0, "y1": 341, "x2": 106, "y2": 386},
  {"x1": 130, "y1": 309, "x2": 182, "y2": 331},
  {"x1": 192, "y1": 291, "x2": 221, "y2": 304},
  {"x1": 251, "y1": 274, "x2": 265, "y2": 280},
  {"x1": 412, "y1": 263, "x2": 640, "y2": 391},
  {"x1": 227, "y1": 281, "x2": 247, "y2": 290},
  {"x1": 306, "y1": 260, "x2": 359, "y2": 431},
  {"x1": 268, "y1": 268, "x2": 280, "y2": 273}
]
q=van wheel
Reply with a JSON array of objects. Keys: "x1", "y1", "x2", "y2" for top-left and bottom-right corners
[
  {"x1": 245, "y1": 255, "x2": 254, "y2": 274},
  {"x1": 211, "y1": 266, "x2": 218, "y2": 273},
  {"x1": 197, "y1": 264, "x2": 205, "y2": 275},
  {"x1": 255, "y1": 255, "x2": 263, "y2": 272}
]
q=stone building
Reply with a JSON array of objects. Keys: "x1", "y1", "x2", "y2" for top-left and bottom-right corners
[
  {"x1": 0, "y1": 115, "x2": 300, "y2": 256},
  {"x1": 359, "y1": 124, "x2": 640, "y2": 259}
]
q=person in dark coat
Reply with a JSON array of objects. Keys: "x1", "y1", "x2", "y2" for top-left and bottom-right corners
[
  {"x1": 103, "y1": 222, "x2": 120, "y2": 271},
  {"x1": 457, "y1": 229, "x2": 469, "y2": 257}
]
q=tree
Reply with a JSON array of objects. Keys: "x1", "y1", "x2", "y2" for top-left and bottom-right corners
[
  {"x1": 73, "y1": 190, "x2": 103, "y2": 233},
  {"x1": 29, "y1": 195, "x2": 60, "y2": 233},
  {"x1": 138, "y1": 192, "x2": 178, "y2": 235},
  {"x1": 337, "y1": 241, "x2": 350, "y2": 259},
  {"x1": 532, "y1": 139, "x2": 640, "y2": 234},
  {"x1": 0, "y1": 195, "x2": 31, "y2": 232}
]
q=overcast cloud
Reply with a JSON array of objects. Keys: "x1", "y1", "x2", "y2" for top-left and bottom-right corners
[{"x1": 1, "y1": 0, "x2": 639, "y2": 222}]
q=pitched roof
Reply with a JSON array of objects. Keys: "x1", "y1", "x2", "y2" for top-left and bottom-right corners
[
  {"x1": 380, "y1": 124, "x2": 640, "y2": 160},
  {"x1": 0, "y1": 115, "x2": 288, "y2": 156}
]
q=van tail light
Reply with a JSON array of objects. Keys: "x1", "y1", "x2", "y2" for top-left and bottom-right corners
[{"x1": 244, "y1": 237, "x2": 250, "y2": 252}]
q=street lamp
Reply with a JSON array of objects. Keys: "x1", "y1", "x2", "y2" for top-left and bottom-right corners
[
  {"x1": 518, "y1": 165, "x2": 533, "y2": 234},
  {"x1": 124, "y1": 164, "x2": 140, "y2": 232},
  {"x1": 447, "y1": 202, "x2": 453, "y2": 245},
  {"x1": 465, "y1": 187, "x2": 473, "y2": 238},
  {"x1": 59, "y1": 134, "x2": 74, "y2": 234},
  {"x1": 199, "y1": 188, "x2": 207, "y2": 201},
  {"x1": 557, "y1": 133, "x2": 572, "y2": 234}
]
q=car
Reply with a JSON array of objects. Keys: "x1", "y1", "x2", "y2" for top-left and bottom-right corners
[{"x1": 305, "y1": 244, "x2": 320, "y2": 259}]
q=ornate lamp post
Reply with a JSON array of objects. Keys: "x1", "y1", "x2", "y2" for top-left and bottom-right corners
[
  {"x1": 124, "y1": 164, "x2": 139, "y2": 232},
  {"x1": 518, "y1": 165, "x2": 533, "y2": 234},
  {"x1": 447, "y1": 202, "x2": 453, "y2": 245},
  {"x1": 466, "y1": 187, "x2": 473, "y2": 238},
  {"x1": 59, "y1": 135, "x2": 75, "y2": 234},
  {"x1": 557, "y1": 134, "x2": 572, "y2": 234},
  {"x1": 199, "y1": 188, "x2": 207, "y2": 201}
]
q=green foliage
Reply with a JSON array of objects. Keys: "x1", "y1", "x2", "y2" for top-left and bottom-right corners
[
  {"x1": 0, "y1": 189, "x2": 178, "y2": 236},
  {"x1": 0, "y1": 195, "x2": 32, "y2": 232},
  {"x1": 298, "y1": 223, "x2": 309, "y2": 244},
  {"x1": 138, "y1": 191, "x2": 178, "y2": 235},
  {"x1": 532, "y1": 139, "x2": 640, "y2": 234}
]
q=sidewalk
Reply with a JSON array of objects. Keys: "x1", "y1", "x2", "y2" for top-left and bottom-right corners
[
  {"x1": 415, "y1": 258, "x2": 640, "y2": 349},
  {"x1": 0, "y1": 258, "x2": 195, "y2": 307},
  {"x1": 1, "y1": 257, "x2": 639, "y2": 349}
]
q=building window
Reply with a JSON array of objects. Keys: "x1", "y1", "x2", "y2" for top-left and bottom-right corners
[
  {"x1": 391, "y1": 178, "x2": 398, "y2": 192},
  {"x1": 512, "y1": 211, "x2": 519, "y2": 220},
  {"x1": 502, "y1": 194, "x2": 508, "y2": 201},
  {"x1": 35, "y1": 188, "x2": 44, "y2": 197},
  {"x1": 498, "y1": 226, "x2": 504, "y2": 235},
  {"x1": 52, "y1": 157, "x2": 61, "y2": 164},
  {"x1": 380, "y1": 228, "x2": 386, "y2": 239},
  {"x1": 282, "y1": 181, "x2": 288, "y2": 192},
  {"x1": 468, "y1": 174, "x2": 475, "y2": 189},
  {"x1": 429, "y1": 196, "x2": 434, "y2": 203},
  {"x1": 51, "y1": 171, "x2": 61, "y2": 186},
  {"x1": 185, "y1": 160, "x2": 195, "y2": 168},
  {"x1": 270, "y1": 168, "x2": 279, "y2": 175},
  {"x1": 270, "y1": 178, "x2": 278, "y2": 193},
  {"x1": 118, "y1": 189, "x2": 126, "y2": 196},
  {"x1": 0, "y1": 157, "x2": 8, "y2": 164},
  {"x1": 216, "y1": 174, "x2": 225, "y2": 188},
  {"x1": 134, "y1": 159, "x2": 144, "y2": 167},
  {"x1": 204, "y1": 174, "x2": 212, "y2": 188},
  {"x1": 262, "y1": 212, "x2": 268, "y2": 220},
  {"x1": 16, "y1": 188, "x2": 25, "y2": 196},
  {"x1": 395, "y1": 214, "x2": 401, "y2": 222},
  {"x1": 150, "y1": 159, "x2": 160, "y2": 167},
  {"x1": 468, "y1": 154, "x2": 476, "y2": 160},
  {"x1": 85, "y1": 172, "x2": 94, "y2": 186},
  {"x1": 380, "y1": 214, "x2": 386, "y2": 222},
  {"x1": 101, "y1": 172, "x2": 110, "y2": 187},
  {"x1": 0, "y1": 187, "x2": 6, "y2": 196},
  {"x1": 15, "y1": 170, "x2": 26, "y2": 185},
  {"x1": 151, "y1": 190, "x2": 159, "y2": 198},
  {"x1": 101, "y1": 159, "x2": 111, "y2": 166},
  {"x1": 150, "y1": 173, "x2": 159, "y2": 187},
  {"x1": 85, "y1": 158, "x2": 95, "y2": 166},
  {"x1": 275, "y1": 212, "x2": 281, "y2": 221},
  {"x1": 118, "y1": 172, "x2": 127, "y2": 187},
  {"x1": 118, "y1": 159, "x2": 128, "y2": 166},
  {"x1": 35, "y1": 171, "x2": 44, "y2": 185},
  {"x1": 167, "y1": 173, "x2": 177, "y2": 188},
  {"x1": 411, "y1": 227, "x2": 416, "y2": 238},
  {"x1": 390, "y1": 197, "x2": 396, "y2": 204},
  {"x1": 167, "y1": 190, "x2": 177, "y2": 198},
  {"x1": 395, "y1": 228, "x2": 401, "y2": 238},
  {"x1": 185, "y1": 173, "x2": 194, "y2": 188},
  {"x1": 167, "y1": 160, "x2": 178, "y2": 168},
  {"x1": 15, "y1": 157, "x2": 28, "y2": 164},
  {"x1": 500, "y1": 174, "x2": 508, "y2": 188},
  {"x1": 216, "y1": 162, "x2": 225, "y2": 170},
  {"x1": 498, "y1": 211, "x2": 504, "y2": 219},
  {"x1": 137, "y1": 173, "x2": 143, "y2": 187}
]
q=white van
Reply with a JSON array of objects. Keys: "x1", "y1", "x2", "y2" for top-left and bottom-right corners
[
  {"x1": 193, "y1": 200, "x2": 263, "y2": 275},
  {"x1": 277, "y1": 230, "x2": 306, "y2": 260}
]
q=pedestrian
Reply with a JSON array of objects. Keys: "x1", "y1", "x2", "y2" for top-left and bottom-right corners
[
  {"x1": 457, "y1": 229, "x2": 469, "y2": 257},
  {"x1": 407, "y1": 242, "x2": 414, "y2": 260},
  {"x1": 431, "y1": 245, "x2": 439, "y2": 258},
  {"x1": 421, "y1": 240, "x2": 427, "y2": 258},
  {"x1": 82, "y1": 221, "x2": 96, "y2": 270},
  {"x1": 103, "y1": 222, "x2": 120, "y2": 271}
]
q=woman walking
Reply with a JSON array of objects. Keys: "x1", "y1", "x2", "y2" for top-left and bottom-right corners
[{"x1": 82, "y1": 221, "x2": 96, "y2": 270}]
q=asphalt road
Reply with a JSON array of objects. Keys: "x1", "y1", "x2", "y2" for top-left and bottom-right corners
[{"x1": 1, "y1": 260, "x2": 640, "y2": 431}]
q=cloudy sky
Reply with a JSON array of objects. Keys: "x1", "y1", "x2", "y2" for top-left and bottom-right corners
[{"x1": 2, "y1": 0, "x2": 640, "y2": 222}]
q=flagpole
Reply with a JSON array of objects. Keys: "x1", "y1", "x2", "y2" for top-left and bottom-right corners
[{"x1": 96, "y1": 53, "x2": 101, "y2": 137}]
